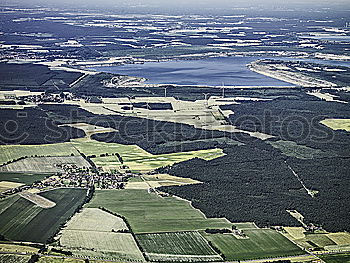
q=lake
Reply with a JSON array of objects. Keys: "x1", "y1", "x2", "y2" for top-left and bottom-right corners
[{"x1": 91, "y1": 56, "x2": 350, "y2": 86}]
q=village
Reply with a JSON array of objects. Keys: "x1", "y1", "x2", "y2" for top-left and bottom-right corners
[{"x1": 0, "y1": 163, "x2": 130, "y2": 198}]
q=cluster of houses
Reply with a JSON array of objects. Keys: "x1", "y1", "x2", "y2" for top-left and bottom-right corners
[
  {"x1": 0, "y1": 164, "x2": 130, "y2": 199},
  {"x1": 18, "y1": 92, "x2": 75, "y2": 103},
  {"x1": 33, "y1": 164, "x2": 128, "y2": 190}
]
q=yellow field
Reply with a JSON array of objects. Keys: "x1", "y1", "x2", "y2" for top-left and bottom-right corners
[
  {"x1": 284, "y1": 228, "x2": 350, "y2": 253},
  {"x1": 126, "y1": 173, "x2": 201, "y2": 189},
  {"x1": 38, "y1": 256, "x2": 85, "y2": 263},
  {"x1": 71, "y1": 138, "x2": 225, "y2": 172},
  {"x1": 0, "y1": 181, "x2": 24, "y2": 193},
  {"x1": 0, "y1": 243, "x2": 39, "y2": 254},
  {"x1": 321, "y1": 119, "x2": 350, "y2": 132},
  {"x1": 144, "y1": 173, "x2": 201, "y2": 184},
  {"x1": 0, "y1": 136, "x2": 224, "y2": 173},
  {"x1": 125, "y1": 181, "x2": 162, "y2": 189},
  {"x1": 64, "y1": 208, "x2": 128, "y2": 232},
  {"x1": 284, "y1": 227, "x2": 306, "y2": 240},
  {"x1": 327, "y1": 232, "x2": 350, "y2": 245}
]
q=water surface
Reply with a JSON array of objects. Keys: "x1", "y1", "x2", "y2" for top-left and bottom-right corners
[{"x1": 91, "y1": 56, "x2": 350, "y2": 86}]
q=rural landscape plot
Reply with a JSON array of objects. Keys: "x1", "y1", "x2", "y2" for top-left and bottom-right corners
[
  {"x1": 71, "y1": 138, "x2": 225, "y2": 172},
  {"x1": 59, "y1": 207, "x2": 144, "y2": 261},
  {"x1": 60, "y1": 231, "x2": 144, "y2": 261},
  {"x1": 1, "y1": 0, "x2": 350, "y2": 262},
  {"x1": 63, "y1": 208, "x2": 128, "y2": 232},
  {"x1": 203, "y1": 228, "x2": 304, "y2": 261},
  {"x1": 136, "y1": 231, "x2": 222, "y2": 262},
  {"x1": 87, "y1": 189, "x2": 231, "y2": 233},
  {"x1": 0, "y1": 254, "x2": 31, "y2": 263},
  {"x1": 0, "y1": 156, "x2": 91, "y2": 173},
  {"x1": 0, "y1": 143, "x2": 79, "y2": 166},
  {"x1": 0, "y1": 188, "x2": 87, "y2": 243},
  {"x1": 0, "y1": 172, "x2": 50, "y2": 185}
]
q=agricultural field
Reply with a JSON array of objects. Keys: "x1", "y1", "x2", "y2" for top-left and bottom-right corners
[
  {"x1": 71, "y1": 138, "x2": 225, "y2": 172},
  {"x1": 321, "y1": 119, "x2": 350, "y2": 132},
  {"x1": 0, "y1": 181, "x2": 24, "y2": 193},
  {"x1": 37, "y1": 257, "x2": 85, "y2": 263},
  {"x1": 0, "y1": 143, "x2": 79, "y2": 166},
  {"x1": 0, "y1": 242, "x2": 39, "y2": 254},
  {"x1": 0, "y1": 188, "x2": 87, "y2": 243},
  {"x1": 63, "y1": 208, "x2": 128, "y2": 232},
  {"x1": 203, "y1": 228, "x2": 304, "y2": 261},
  {"x1": 0, "y1": 254, "x2": 31, "y2": 263},
  {"x1": 284, "y1": 227, "x2": 350, "y2": 252},
  {"x1": 126, "y1": 174, "x2": 201, "y2": 189},
  {"x1": 60, "y1": 231, "x2": 144, "y2": 261},
  {"x1": 87, "y1": 189, "x2": 231, "y2": 233},
  {"x1": 59, "y1": 207, "x2": 144, "y2": 261},
  {"x1": 0, "y1": 172, "x2": 50, "y2": 185},
  {"x1": 319, "y1": 253, "x2": 350, "y2": 263},
  {"x1": 125, "y1": 180, "x2": 163, "y2": 189},
  {"x1": 136, "y1": 231, "x2": 222, "y2": 262},
  {"x1": 327, "y1": 232, "x2": 350, "y2": 245},
  {"x1": 143, "y1": 173, "x2": 200, "y2": 184},
  {"x1": 0, "y1": 156, "x2": 91, "y2": 173}
]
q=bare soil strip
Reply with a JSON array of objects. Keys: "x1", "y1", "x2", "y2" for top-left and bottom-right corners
[{"x1": 19, "y1": 191, "x2": 56, "y2": 208}]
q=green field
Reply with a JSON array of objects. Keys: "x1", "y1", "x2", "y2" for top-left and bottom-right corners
[
  {"x1": 0, "y1": 254, "x2": 31, "y2": 263},
  {"x1": 320, "y1": 253, "x2": 350, "y2": 263},
  {"x1": 0, "y1": 138, "x2": 224, "y2": 173},
  {"x1": 71, "y1": 139, "x2": 225, "y2": 172},
  {"x1": 0, "y1": 143, "x2": 79, "y2": 165},
  {"x1": 87, "y1": 189, "x2": 231, "y2": 233},
  {"x1": 136, "y1": 231, "x2": 222, "y2": 262},
  {"x1": 268, "y1": 140, "x2": 330, "y2": 159},
  {"x1": 203, "y1": 229, "x2": 304, "y2": 261},
  {"x1": 0, "y1": 188, "x2": 87, "y2": 243},
  {"x1": 0, "y1": 172, "x2": 50, "y2": 185},
  {"x1": 304, "y1": 233, "x2": 337, "y2": 248}
]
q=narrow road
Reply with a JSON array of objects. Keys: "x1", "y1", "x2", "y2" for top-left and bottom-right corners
[{"x1": 285, "y1": 161, "x2": 315, "y2": 198}]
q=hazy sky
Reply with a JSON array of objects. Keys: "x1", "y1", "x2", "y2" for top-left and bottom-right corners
[{"x1": 3, "y1": 0, "x2": 350, "y2": 12}]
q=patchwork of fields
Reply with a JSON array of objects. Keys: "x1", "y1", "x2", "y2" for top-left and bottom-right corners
[
  {"x1": 0, "y1": 143, "x2": 79, "y2": 165},
  {"x1": 88, "y1": 189, "x2": 231, "y2": 233},
  {"x1": 136, "y1": 231, "x2": 222, "y2": 262},
  {"x1": 61, "y1": 231, "x2": 144, "y2": 261},
  {"x1": 284, "y1": 226, "x2": 350, "y2": 252},
  {"x1": 59, "y1": 207, "x2": 144, "y2": 261},
  {"x1": 0, "y1": 188, "x2": 87, "y2": 243},
  {"x1": 0, "y1": 156, "x2": 90, "y2": 173},
  {"x1": 203, "y1": 228, "x2": 305, "y2": 261},
  {"x1": 71, "y1": 138, "x2": 225, "y2": 172}
]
